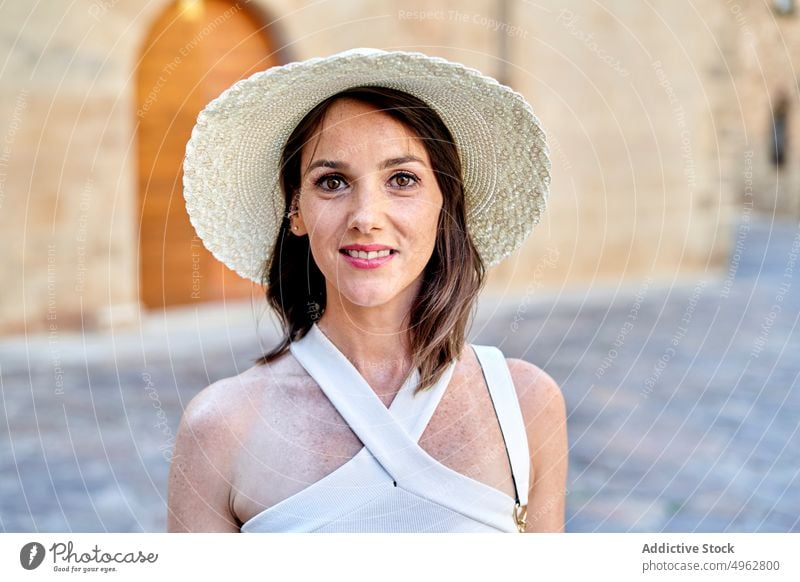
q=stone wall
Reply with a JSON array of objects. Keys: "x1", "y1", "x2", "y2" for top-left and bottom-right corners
[
  {"x1": 735, "y1": 1, "x2": 800, "y2": 217},
  {"x1": 1, "y1": 0, "x2": 766, "y2": 334}
]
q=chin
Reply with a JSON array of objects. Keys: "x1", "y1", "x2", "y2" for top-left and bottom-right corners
[
  {"x1": 340, "y1": 290, "x2": 397, "y2": 309},
  {"x1": 327, "y1": 280, "x2": 403, "y2": 308},
  {"x1": 326, "y1": 274, "x2": 423, "y2": 311}
]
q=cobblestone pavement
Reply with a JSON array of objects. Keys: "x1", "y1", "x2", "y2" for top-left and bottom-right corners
[{"x1": 1, "y1": 215, "x2": 798, "y2": 532}]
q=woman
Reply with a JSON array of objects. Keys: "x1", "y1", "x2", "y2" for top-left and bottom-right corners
[{"x1": 169, "y1": 48, "x2": 567, "y2": 533}]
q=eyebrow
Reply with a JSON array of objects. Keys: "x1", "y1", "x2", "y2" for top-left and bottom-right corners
[{"x1": 304, "y1": 155, "x2": 426, "y2": 176}]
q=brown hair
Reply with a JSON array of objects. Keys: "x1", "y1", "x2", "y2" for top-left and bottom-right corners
[{"x1": 255, "y1": 86, "x2": 485, "y2": 393}]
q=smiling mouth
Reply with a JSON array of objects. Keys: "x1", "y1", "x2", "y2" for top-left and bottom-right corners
[{"x1": 339, "y1": 249, "x2": 397, "y2": 260}]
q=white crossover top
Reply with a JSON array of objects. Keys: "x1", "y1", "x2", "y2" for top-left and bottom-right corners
[{"x1": 240, "y1": 323, "x2": 530, "y2": 533}]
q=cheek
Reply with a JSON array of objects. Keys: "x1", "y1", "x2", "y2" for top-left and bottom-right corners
[
  {"x1": 303, "y1": 203, "x2": 340, "y2": 241},
  {"x1": 421, "y1": 203, "x2": 443, "y2": 242},
  {"x1": 404, "y1": 204, "x2": 441, "y2": 256},
  {"x1": 300, "y1": 212, "x2": 340, "y2": 271}
]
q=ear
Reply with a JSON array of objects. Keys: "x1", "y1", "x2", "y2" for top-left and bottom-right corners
[{"x1": 289, "y1": 193, "x2": 308, "y2": 236}]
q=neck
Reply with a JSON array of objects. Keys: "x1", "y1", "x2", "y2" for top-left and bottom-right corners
[{"x1": 315, "y1": 292, "x2": 416, "y2": 401}]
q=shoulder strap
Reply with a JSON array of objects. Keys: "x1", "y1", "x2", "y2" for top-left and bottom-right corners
[{"x1": 470, "y1": 345, "x2": 530, "y2": 508}]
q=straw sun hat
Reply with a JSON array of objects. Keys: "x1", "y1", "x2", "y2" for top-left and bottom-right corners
[{"x1": 182, "y1": 47, "x2": 551, "y2": 284}]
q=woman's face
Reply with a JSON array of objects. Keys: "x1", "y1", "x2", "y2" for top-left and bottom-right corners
[{"x1": 291, "y1": 98, "x2": 444, "y2": 313}]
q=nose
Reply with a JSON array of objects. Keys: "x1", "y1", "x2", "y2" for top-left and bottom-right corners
[{"x1": 347, "y1": 180, "x2": 386, "y2": 233}]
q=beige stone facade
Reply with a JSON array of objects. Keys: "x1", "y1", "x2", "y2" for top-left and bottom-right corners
[
  {"x1": 734, "y1": 0, "x2": 800, "y2": 216},
  {"x1": 1, "y1": 0, "x2": 794, "y2": 334}
]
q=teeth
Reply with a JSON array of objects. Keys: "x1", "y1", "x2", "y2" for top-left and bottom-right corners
[{"x1": 345, "y1": 249, "x2": 392, "y2": 259}]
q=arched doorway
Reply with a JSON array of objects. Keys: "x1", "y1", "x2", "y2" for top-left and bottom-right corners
[{"x1": 135, "y1": 0, "x2": 280, "y2": 308}]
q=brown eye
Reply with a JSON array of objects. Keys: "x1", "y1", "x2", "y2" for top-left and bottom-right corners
[
  {"x1": 314, "y1": 174, "x2": 347, "y2": 192},
  {"x1": 324, "y1": 177, "x2": 342, "y2": 190},
  {"x1": 391, "y1": 172, "x2": 418, "y2": 188}
]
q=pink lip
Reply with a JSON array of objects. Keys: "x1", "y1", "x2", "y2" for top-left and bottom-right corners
[{"x1": 339, "y1": 249, "x2": 396, "y2": 270}]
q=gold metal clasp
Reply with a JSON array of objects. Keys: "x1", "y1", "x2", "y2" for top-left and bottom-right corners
[{"x1": 513, "y1": 502, "x2": 527, "y2": 533}]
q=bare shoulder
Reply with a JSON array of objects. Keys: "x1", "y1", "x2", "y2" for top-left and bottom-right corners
[
  {"x1": 504, "y1": 357, "x2": 568, "y2": 532},
  {"x1": 504, "y1": 358, "x2": 566, "y2": 423},
  {"x1": 179, "y1": 350, "x2": 306, "y2": 433},
  {"x1": 167, "y1": 353, "x2": 301, "y2": 532},
  {"x1": 182, "y1": 365, "x2": 266, "y2": 423}
]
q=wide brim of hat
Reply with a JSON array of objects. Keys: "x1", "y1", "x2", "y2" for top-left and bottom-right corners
[{"x1": 183, "y1": 48, "x2": 551, "y2": 284}]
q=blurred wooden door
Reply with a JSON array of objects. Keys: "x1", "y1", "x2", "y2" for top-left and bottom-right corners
[{"x1": 136, "y1": 0, "x2": 278, "y2": 308}]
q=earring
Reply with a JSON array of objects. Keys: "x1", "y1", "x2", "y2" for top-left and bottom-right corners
[{"x1": 288, "y1": 206, "x2": 300, "y2": 232}]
